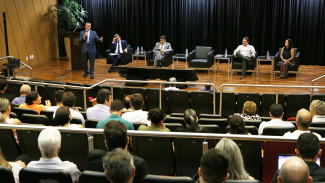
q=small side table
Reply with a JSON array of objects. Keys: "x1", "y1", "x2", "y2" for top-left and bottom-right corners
[
  {"x1": 214, "y1": 55, "x2": 232, "y2": 73},
  {"x1": 257, "y1": 56, "x2": 275, "y2": 75},
  {"x1": 172, "y1": 54, "x2": 188, "y2": 69},
  {"x1": 132, "y1": 54, "x2": 147, "y2": 68}
]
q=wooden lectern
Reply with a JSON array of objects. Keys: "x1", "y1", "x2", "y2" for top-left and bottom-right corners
[{"x1": 68, "y1": 32, "x2": 83, "y2": 70}]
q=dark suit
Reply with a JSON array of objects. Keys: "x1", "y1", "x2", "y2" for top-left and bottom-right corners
[
  {"x1": 109, "y1": 40, "x2": 129, "y2": 67},
  {"x1": 85, "y1": 149, "x2": 148, "y2": 183},
  {"x1": 79, "y1": 30, "x2": 102, "y2": 76}
]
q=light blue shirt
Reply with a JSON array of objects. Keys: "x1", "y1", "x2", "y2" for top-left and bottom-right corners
[{"x1": 12, "y1": 95, "x2": 26, "y2": 104}]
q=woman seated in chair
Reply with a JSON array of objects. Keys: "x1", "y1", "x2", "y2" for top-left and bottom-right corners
[
  {"x1": 227, "y1": 115, "x2": 251, "y2": 135},
  {"x1": 216, "y1": 138, "x2": 255, "y2": 180},
  {"x1": 0, "y1": 98, "x2": 21, "y2": 144},
  {"x1": 175, "y1": 109, "x2": 209, "y2": 133},
  {"x1": 52, "y1": 106, "x2": 83, "y2": 128},
  {"x1": 19, "y1": 91, "x2": 51, "y2": 115},
  {"x1": 279, "y1": 39, "x2": 295, "y2": 79},
  {"x1": 234, "y1": 101, "x2": 260, "y2": 120},
  {"x1": 138, "y1": 108, "x2": 170, "y2": 132}
]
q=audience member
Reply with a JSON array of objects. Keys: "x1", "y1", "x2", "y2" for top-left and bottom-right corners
[
  {"x1": 96, "y1": 99, "x2": 134, "y2": 130},
  {"x1": 258, "y1": 103, "x2": 295, "y2": 135},
  {"x1": 0, "y1": 79, "x2": 15, "y2": 102},
  {"x1": 165, "y1": 77, "x2": 179, "y2": 91},
  {"x1": 198, "y1": 148, "x2": 230, "y2": 183},
  {"x1": 216, "y1": 138, "x2": 254, "y2": 180},
  {"x1": 227, "y1": 115, "x2": 251, "y2": 135},
  {"x1": 19, "y1": 91, "x2": 50, "y2": 114},
  {"x1": 272, "y1": 133, "x2": 325, "y2": 183},
  {"x1": 284, "y1": 109, "x2": 321, "y2": 138},
  {"x1": 47, "y1": 90, "x2": 65, "y2": 111},
  {"x1": 175, "y1": 109, "x2": 209, "y2": 133},
  {"x1": 12, "y1": 84, "x2": 31, "y2": 105},
  {"x1": 53, "y1": 92, "x2": 85, "y2": 127},
  {"x1": 234, "y1": 101, "x2": 260, "y2": 120},
  {"x1": 86, "y1": 89, "x2": 112, "y2": 120},
  {"x1": 86, "y1": 121, "x2": 148, "y2": 183},
  {"x1": 310, "y1": 100, "x2": 325, "y2": 122},
  {"x1": 277, "y1": 157, "x2": 312, "y2": 183},
  {"x1": 122, "y1": 93, "x2": 150, "y2": 126},
  {"x1": 309, "y1": 100, "x2": 319, "y2": 119},
  {"x1": 200, "y1": 80, "x2": 216, "y2": 92},
  {"x1": 27, "y1": 128, "x2": 81, "y2": 183},
  {"x1": 52, "y1": 106, "x2": 83, "y2": 128},
  {"x1": 0, "y1": 98, "x2": 21, "y2": 144},
  {"x1": 123, "y1": 95, "x2": 133, "y2": 112},
  {"x1": 103, "y1": 148, "x2": 135, "y2": 183},
  {"x1": 138, "y1": 108, "x2": 170, "y2": 132}
]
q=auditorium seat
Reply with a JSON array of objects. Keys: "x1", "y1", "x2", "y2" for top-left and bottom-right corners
[
  {"x1": 80, "y1": 111, "x2": 87, "y2": 120},
  {"x1": 168, "y1": 90, "x2": 190, "y2": 113},
  {"x1": 170, "y1": 113, "x2": 184, "y2": 118},
  {"x1": 0, "y1": 166, "x2": 15, "y2": 183},
  {"x1": 311, "y1": 94, "x2": 325, "y2": 102},
  {"x1": 65, "y1": 82, "x2": 83, "y2": 86},
  {"x1": 102, "y1": 86, "x2": 124, "y2": 101},
  {"x1": 0, "y1": 123, "x2": 21, "y2": 161},
  {"x1": 225, "y1": 126, "x2": 258, "y2": 135},
  {"x1": 70, "y1": 117, "x2": 83, "y2": 125},
  {"x1": 40, "y1": 110, "x2": 54, "y2": 125},
  {"x1": 198, "y1": 114, "x2": 223, "y2": 119},
  {"x1": 244, "y1": 120, "x2": 262, "y2": 129},
  {"x1": 188, "y1": 46, "x2": 215, "y2": 70},
  {"x1": 35, "y1": 85, "x2": 49, "y2": 105},
  {"x1": 132, "y1": 136, "x2": 175, "y2": 176},
  {"x1": 17, "y1": 124, "x2": 43, "y2": 160},
  {"x1": 124, "y1": 87, "x2": 148, "y2": 111},
  {"x1": 310, "y1": 122, "x2": 325, "y2": 128},
  {"x1": 93, "y1": 134, "x2": 106, "y2": 151},
  {"x1": 9, "y1": 112, "x2": 18, "y2": 119},
  {"x1": 237, "y1": 92, "x2": 261, "y2": 115},
  {"x1": 274, "y1": 48, "x2": 300, "y2": 76},
  {"x1": 262, "y1": 126, "x2": 295, "y2": 136},
  {"x1": 66, "y1": 88, "x2": 91, "y2": 108},
  {"x1": 309, "y1": 127, "x2": 325, "y2": 137},
  {"x1": 19, "y1": 168, "x2": 72, "y2": 183},
  {"x1": 215, "y1": 92, "x2": 236, "y2": 118},
  {"x1": 146, "y1": 89, "x2": 169, "y2": 114},
  {"x1": 285, "y1": 94, "x2": 310, "y2": 119},
  {"x1": 260, "y1": 116, "x2": 271, "y2": 121},
  {"x1": 132, "y1": 122, "x2": 147, "y2": 130},
  {"x1": 85, "y1": 119, "x2": 99, "y2": 128},
  {"x1": 165, "y1": 117, "x2": 184, "y2": 124},
  {"x1": 10, "y1": 103, "x2": 19, "y2": 108},
  {"x1": 106, "y1": 45, "x2": 133, "y2": 66},
  {"x1": 260, "y1": 93, "x2": 286, "y2": 117},
  {"x1": 197, "y1": 118, "x2": 228, "y2": 133},
  {"x1": 45, "y1": 80, "x2": 64, "y2": 85},
  {"x1": 231, "y1": 52, "x2": 258, "y2": 75},
  {"x1": 79, "y1": 171, "x2": 109, "y2": 183},
  {"x1": 84, "y1": 84, "x2": 103, "y2": 100},
  {"x1": 46, "y1": 86, "x2": 65, "y2": 106},
  {"x1": 7, "y1": 82, "x2": 23, "y2": 97},
  {"x1": 190, "y1": 91, "x2": 213, "y2": 115},
  {"x1": 11, "y1": 107, "x2": 38, "y2": 119},
  {"x1": 20, "y1": 114, "x2": 50, "y2": 126},
  {"x1": 143, "y1": 175, "x2": 195, "y2": 183},
  {"x1": 200, "y1": 124, "x2": 222, "y2": 133},
  {"x1": 165, "y1": 123, "x2": 183, "y2": 132},
  {"x1": 147, "y1": 49, "x2": 174, "y2": 67}
]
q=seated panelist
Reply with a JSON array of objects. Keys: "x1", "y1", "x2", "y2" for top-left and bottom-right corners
[
  {"x1": 109, "y1": 34, "x2": 129, "y2": 73},
  {"x1": 152, "y1": 35, "x2": 172, "y2": 68}
]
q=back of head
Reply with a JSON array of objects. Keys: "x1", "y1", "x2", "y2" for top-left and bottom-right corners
[
  {"x1": 54, "y1": 90, "x2": 66, "y2": 103},
  {"x1": 243, "y1": 101, "x2": 257, "y2": 115},
  {"x1": 130, "y1": 93, "x2": 143, "y2": 110},
  {"x1": 103, "y1": 148, "x2": 134, "y2": 183},
  {"x1": 279, "y1": 157, "x2": 309, "y2": 183},
  {"x1": 148, "y1": 108, "x2": 165, "y2": 125},
  {"x1": 205, "y1": 80, "x2": 211, "y2": 90},
  {"x1": 200, "y1": 148, "x2": 229, "y2": 183},
  {"x1": 184, "y1": 109, "x2": 199, "y2": 132},
  {"x1": 0, "y1": 148, "x2": 10, "y2": 169},
  {"x1": 296, "y1": 109, "x2": 312, "y2": 128},
  {"x1": 215, "y1": 138, "x2": 248, "y2": 179},
  {"x1": 309, "y1": 100, "x2": 319, "y2": 118},
  {"x1": 0, "y1": 98, "x2": 10, "y2": 113},
  {"x1": 104, "y1": 120, "x2": 128, "y2": 151},
  {"x1": 62, "y1": 92, "x2": 76, "y2": 107},
  {"x1": 169, "y1": 77, "x2": 177, "y2": 87},
  {"x1": 96, "y1": 89, "x2": 111, "y2": 104},
  {"x1": 53, "y1": 106, "x2": 71, "y2": 126},
  {"x1": 313, "y1": 100, "x2": 325, "y2": 116},
  {"x1": 297, "y1": 133, "x2": 320, "y2": 159},
  {"x1": 38, "y1": 128, "x2": 61, "y2": 158},
  {"x1": 229, "y1": 115, "x2": 248, "y2": 134},
  {"x1": 26, "y1": 91, "x2": 39, "y2": 105},
  {"x1": 123, "y1": 95, "x2": 131, "y2": 110},
  {"x1": 20, "y1": 84, "x2": 31, "y2": 94},
  {"x1": 270, "y1": 103, "x2": 284, "y2": 118},
  {"x1": 110, "y1": 99, "x2": 125, "y2": 112},
  {"x1": 0, "y1": 79, "x2": 7, "y2": 91}
]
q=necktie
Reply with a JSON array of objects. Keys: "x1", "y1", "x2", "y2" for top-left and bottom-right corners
[
  {"x1": 87, "y1": 30, "x2": 90, "y2": 43},
  {"x1": 118, "y1": 42, "x2": 120, "y2": 53}
]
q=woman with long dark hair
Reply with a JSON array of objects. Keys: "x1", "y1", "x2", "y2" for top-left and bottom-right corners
[
  {"x1": 279, "y1": 39, "x2": 295, "y2": 79},
  {"x1": 228, "y1": 115, "x2": 251, "y2": 135},
  {"x1": 175, "y1": 109, "x2": 209, "y2": 133}
]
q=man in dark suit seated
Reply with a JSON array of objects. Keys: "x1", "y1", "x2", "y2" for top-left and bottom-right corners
[
  {"x1": 109, "y1": 34, "x2": 129, "y2": 73},
  {"x1": 0, "y1": 79, "x2": 15, "y2": 102},
  {"x1": 85, "y1": 120, "x2": 148, "y2": 183}
]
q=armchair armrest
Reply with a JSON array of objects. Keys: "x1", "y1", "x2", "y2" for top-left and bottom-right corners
[
  {"x1": 274, "y1": 52, "x2": 280, "y2": 64},
  {"x1": 294, "y1": 52, "x2": 300, "y2": 70},
  {"x1": 164, "y1": 49, "x2": 174, "y2": 66},
  {"x1": 207, "y1": 50, "x2": 215, "y2": 66},
  {"x1": 147, "y1": 50, "x2": 154, "y2": 60},
  {"x1": 188, "y1": 50, "x2": 195, "y2": 62},
  {"x1": 123, "y1": 47, "x2": 133, "y2": 64}
]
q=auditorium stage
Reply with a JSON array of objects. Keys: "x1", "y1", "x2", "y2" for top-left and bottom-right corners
[{"x1": 14, "y1": 58, "x2": 325, "y2": 94}]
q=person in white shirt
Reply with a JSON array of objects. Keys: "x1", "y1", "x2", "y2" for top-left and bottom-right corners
[
  {"x1": 86, "y1": 89, "x2": 111, "y2": 120},
  {"x1": 165, "y1": 77, "x2": 180, "y2": 91},
  {"x1": 122, "y1": 93, "x2": 150, "y2": 126},
  {"x1": 233, "y1": 37, "x2": 256, "y2": 79},
  {"x1": 152, "y1": 35, "x2": 172, "y2": 68},
  {"x1": 258, "y1": 103, "x2": 295, "y2": 135},
  {"x1": 47, "y1": 90, "x2": 65, "y2": 111},
  {"x1": 309, "y1": 100, "x2": 325, "y2": 123},
  {"x1": 27, "y1": 128, "x2": 81, "y2": 183},
  {"x1": 284, "y1": 109, "x2": 321, "y2": 138}
]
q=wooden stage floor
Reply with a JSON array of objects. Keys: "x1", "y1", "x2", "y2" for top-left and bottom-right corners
[{"x1": 15, "y1": 58, "x2": 325, "y2": 95}]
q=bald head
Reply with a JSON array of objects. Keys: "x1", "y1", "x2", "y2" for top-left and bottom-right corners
[
  {"x1": 278, "y1": 157, "x2": 311, "y2": 183},
  {"x1": 20, "y1": 85, "x2": 31, "y2": 95},
  {"x1": 296, "y1": 109, "x2": 312, "y2": 129}
]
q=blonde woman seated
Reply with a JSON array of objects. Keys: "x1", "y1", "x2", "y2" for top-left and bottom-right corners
[
  {"x1": 227, "y1": 115, "x2": 251, "y2": 135},
  {"x1": 175, "y1": 109, "x2": 209, "y2": 133},
  {"x1": 138, "y1": 108, "x2": 170, "y2": 132},
  {"x1": 52, "y1": 106, "x2": 83, "y2": 128},
  {"x1": 216, "y1": 138, "x2": 255, "y2": 180},
  {"x1": 0, "y1": 98, "x2": 21, "y2": 144},
  {"x1": 234, "y1": 101, "x2": 260, "y2": 120}
]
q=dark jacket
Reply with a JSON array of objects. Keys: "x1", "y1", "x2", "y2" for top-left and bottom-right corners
[{"x1": 79, "y1": 30, "x2": 101, "y2": 53}]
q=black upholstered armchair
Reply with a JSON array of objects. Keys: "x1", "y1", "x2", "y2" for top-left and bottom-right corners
[
  {"x1": 274, "y1": 48, "x2": 300, "y2": 76},
  {"x1": 147, "y1": 49, "x2": 174, "y2": 67},
  {"x1": 188, "y1": 46, "x2": 215, "y2": 69},
  {"x1": 106, "y1": 44, "x2": 133, "y2": 65},
  {"x1": 231, "y1": 52, "x2": 258, "y2": 74}
]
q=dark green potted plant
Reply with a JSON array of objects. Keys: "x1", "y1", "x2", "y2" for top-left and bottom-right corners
[{"x1": 45, "y1": 0, "x2": 87, "y2": 60}]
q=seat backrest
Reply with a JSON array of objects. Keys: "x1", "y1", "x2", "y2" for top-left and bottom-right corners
[
  {"x1": 102, "y1": 86, "x2": 124, "y2": 101},
  {"x1": 225, "y1": 125, "x2": 258, "y2": 135},
  {"x1": 66, "y1": 82, "x2": 83, "y2": 86},
  {"x1": 35, "y1": 85, "x2": 49, "y2": 105},
  {"x1": 190, "y1": 91, "x2": 213, "y2": 115},
  {"x1": 311, "y1": 94, "x2": 325, "y2": 102},
  {"x1": 165, "y1": 123, "x2": 183, "y2": 132},
  {"x1": 260, "y1": 116, "x2": 271, "y2": 121},
  {"x1": 263, "y1": 126, "x2": 296, "y2": 136},
  {"x1": 132, "y1": 136, "x2": 175, "y2": 176},
  {"x1": 143, "y1": 175, "x2": 195, "y2": 183},
  {"x1": 20, "y1": 114, "x2": 50, "y2": 126},
  {"x1": 79, "y1": 171, "x2": 109, "y2": 183},
  {"x1": 215, "y1": 92, "x2": 236, "y2": 118},
  {"x1": 197, "y1": 118, "x2": 228, "y2": 133},
  {"x1": 124, "y1": 87, "x2": 148, "y2": 111},
  {"x1": 244, "y1": 120, "x2": 262, "y2": 129},
  {"x1": 195, "y1": 46, "x2": 212, "y2": 59},
  {"x1": 146, "y1": 89, "x2": 169, "y2": 114},
  {"x1": 309, "y1": 127, "x2": 325, "y2": 137},
  {"x1": 310, "y1": 122, "x2": 325, "y2": 128},
  {"x1": 200, "y1": 124, "x2": 222, "y2": 133},
  {"x1": 40, "y1": 110, "x2": 54, "y2": 125},
  {"x1": 285, "y1": 94, "x2": 310, "y2": 119},
  {"x1": 85, "y1": 119, "x2": 99, "y2": 128},
  {"x1": 66, "y1": 88, "x2": 91, "y2": 108},
  {"x1": 17, "y1": 126, "x2": 43, "y2": 160},
  {"x1": 9, "y1": 112, "x2": 18, "y2": 119},
  {"x1": 175, "y1": 138, "x2": 216, "y2": 176},
  {"x1": 93, "y1": 134, "x2": 106, "y2": 151},
  {"x1": 168, "y1": 90, "x2": 190, "y2": 113},
  {"x1": 0, "y1": 166, "x2": 15, "y2": 183},
  {"x1": 46, "y1": 87, "x2": 65, "y2": 106},
  {"x1": 84, "y1": 84, "x2": 103, "y2": 99},
  {"x1": 7, "y1": 82, "x2": 23, "y2": 97},
  {"x1": 261, "y1": 93, "x2": 286, "y2": 117},
  {"x1": 133, "y1": 122, "x2": 147, "y2": 130},
  {"x1": 71, "y1": 117, "x2": 82, "y2": 125},
  {"x1": 0, "y1": 124, "x2": 21, "y2": 161},
  {"x1": 11, "y1": 107, "x2": 38, "y2": 119},
  {"x1": 237, "y1": 93, "x2": 261, "y2": 115},
  {"x1": 19, "y1": 167, "x2": 72, "y2": 183},
  {"x1": 170, "y1": 113, "x2": 184, "y2": 117},
  {"x1": 165, "y1": 117, "x2": 184, "y2": 124},
  {"x1": 198, "y1": 114, "x2": 223, "y2": 119}
]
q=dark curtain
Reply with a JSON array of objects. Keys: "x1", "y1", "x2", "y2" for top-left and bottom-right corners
[{"x1": 76, "y1": 0, "x2": 325, "y2": 65}]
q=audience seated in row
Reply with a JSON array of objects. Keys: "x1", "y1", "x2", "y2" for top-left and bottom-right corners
[
  {"x1": 227, "y1": 115, "x2": 251, "y2": 135},
  {"x1": 175, "y1": 109, "x2": 209, "y2": 133},
  {"x1": 47, "y1": 90, "x2": 65, "y2": 111},
  {"x1": 12, "y1": 84, "x2": 31, "y2": 105},
  {"x1": 86, "y1": 120, "x2": 148, "y2": 183},
  {"x1": 123, "y1": 95, "x2": 133, "y2": 112},
  {"x1": 309, "y1": 100, "x2": 325, "y2": 123},
  {"x1": 19, "y1": 91, "x2": 51, "y2": 114},
  {"x1": 138, "y1": 108, "x2": 170, "y2": 132},
  {"x1": 96, "y1": 99, "x2": 134, "y2": 130},
  {"x1": 52, "y1": 106, "x2": 83, "y2": 128},
  {"x1": 122, "y1": 93, "x2": 150, "y2": 126},
  {"x1": 283, "y1": 109, "x2": 321, "y2": 138},
  {"x1": 165, "y1": 77, "x2": 179, "y2": 91},
  {"x1": 86, "y1": 89, "x2": 111, "y2": 120},
  {"x1": 258, "y1": 103, "x2": 295, "y2": 135},
  {"x1": 234, "y1": 101, "x2": 260, "y2": 120},
  {"x1": 0, "y1": 79, "x2": 15, "y2": 102},
  {"x1": 0, "y1": 98, "x2": 21, "y2": 144}
]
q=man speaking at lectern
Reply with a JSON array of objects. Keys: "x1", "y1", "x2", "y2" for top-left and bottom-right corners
[{"x1": 79, "y1": 22, "x2": 103, "y2": 79}]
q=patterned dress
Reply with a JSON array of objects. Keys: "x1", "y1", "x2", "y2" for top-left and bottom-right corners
[{"x1": 280, "y1": 48, "x2": 292, "y2": 76}]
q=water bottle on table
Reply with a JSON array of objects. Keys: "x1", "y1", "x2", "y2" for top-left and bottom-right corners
[
  {"x1": 185, "y1": 48, "x2": 188, "y2": 57},
  {"x1": 137, "y1": 46, "x2": 140, "y2": 55},
  {"x1": 267, "y1": 50, "x2": 269, "y2": 59},
  {"x1": 141, "y1": 46, "x2": 143, "y2": 54},
  {"x1": 225, "y1": 48, "x2": 227, "y2": 57}
]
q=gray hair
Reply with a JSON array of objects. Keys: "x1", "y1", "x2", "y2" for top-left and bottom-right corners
[
  {"x1": 313, "y1": 100, "x2": 325, "y2": 115},
  {"x1": 103, "y1": 148, "x2": 134, "y2": 183},
  {"x1": 20, "y1": 84, "x2": 31, "y2": 94},
  {"x1": 0, "y1": 98, "x2": 10, "y2": 113},
  {"x1": 296, "y1": 109, "x2": 312, "y2": 128},
  {"x1": 114, "y1": 34, "x2": 120, "y2": 38},
  {"x1": 279, "y1": 157, "x2": 309, "y2": 183},
  {"x1": 169, "y1": 77, "x2": 177, "y2": 87},
  {"x1": 38, "y1": 128, "x2": 61, "y2": 158},
  {"x1": 309, "y1": 100, "x2": 319, "y2": 118},
  {"x1": 215, "y1": 138, "x2": 249, "y2": 179}
]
